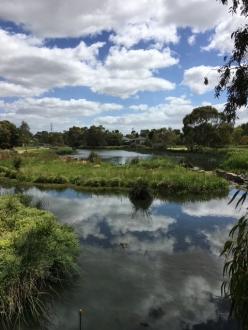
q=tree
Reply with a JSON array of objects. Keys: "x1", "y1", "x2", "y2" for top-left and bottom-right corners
[
  {"x1": 85, "y1": 126, "x2": 107, "y2": 147},
  {"x1": 65, "y1": 126, "x2": 85, "y2": 147},
  {"x1": 18, "y1": 121, "x2": 32, "y2": 147},
  {"x1": 183, "y1": 106, "x2": 221, "y2": 149},
  {"x1": 105, "y1": 130, "x2": 123, "y2": 146},
  {"x1": 213, "y1": 0, "x2": 248, "y2": 122},
  {"x1": 0, "y1": 121, "x2": 19, "y2": 149}
]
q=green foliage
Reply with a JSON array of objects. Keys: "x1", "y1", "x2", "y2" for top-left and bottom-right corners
[
  {"x1": 0, "y1": 195, "x2": 79, "y2": 326},
  {"x1": 183, "y1": 106, "x2": 233, "y2": 149},
  {"x1": 87, "y1": 151, "x2": 101, "y2": 164},
  {"x1": 18, "y1": 121, "x2": 32, "y2": 147},
  {"x1": 221, "y1": 214, "x2": 248, "y2": 329},
  {"x1": 0, "y1": 121, "x2": 19, "y2": 149},
  {"x1": 129, "y1": 179, "x2": 153, "y2": 212},
  {"x1": 12, "y1": 157, "x2": 22, "y2": 171},
  {"x1": 55, "y1": 146, "x2": 74, "y2": 155},
  {"x1": 0, "y1": 153, "x2": 228, "y2": 195},
  {"x1": 221, "y1": 150, "x2": 248, "y2": 172},
  {"x1": 34, "y1": 175, "x2": 68, "y2": 184},
  {"x1": 215, "y1": 0, "x2": 248, "y2": 122}
]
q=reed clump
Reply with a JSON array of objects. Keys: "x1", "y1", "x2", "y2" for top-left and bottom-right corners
[{"x1": 0, "y1": 195, "x2": 79, "y2": 327}]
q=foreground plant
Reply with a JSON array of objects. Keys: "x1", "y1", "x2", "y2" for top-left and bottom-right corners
[
  {"x1": 0, "y1": 195, "x2": 79, "y2": 328},
  {"x1": 221, "y1": 190, "x2": 248, "y2": 329}
]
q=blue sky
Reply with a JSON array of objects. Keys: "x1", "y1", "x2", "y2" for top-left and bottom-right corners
[{"x1": 0, "y1": 0, "x2": 246, "y2": 132}]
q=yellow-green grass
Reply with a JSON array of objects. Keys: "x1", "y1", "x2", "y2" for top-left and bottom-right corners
[
  {"x1": 220, "y1": 149, "x2": 248, "y2": 173},
  {"x1": 0, "y1": 151, "x2": 228, "y2": 195}
]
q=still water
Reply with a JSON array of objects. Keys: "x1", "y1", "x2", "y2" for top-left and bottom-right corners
[
  {"x1": 72, "y1": 149, "x2": 152, "y2": 164},
  {"x1": 0, "y1": 186, "x2": 240, "y2": 330},
  {"x1": 72, "y1": 149, "x2": 223, "y2": 170}
]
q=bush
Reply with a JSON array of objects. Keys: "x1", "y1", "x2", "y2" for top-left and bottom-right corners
[
  {"x1": 129, "y1": 157, "x2": 140, "y2": 165},
  {"x1": 0, "y1": 195, "x2": 79, "y2": 326},
  {"x1": 109, "y1": 177, "x2": 121, "y2": 187},
  {"x1": 87, "y1": 151, "x2": 101, "y2": 164},
  {"x1": 34, "y1": 175, "x2": 68, "y2": 184},
  {"x1": 55, "y1": 147, "x2": 74, "y2": 155},
  {"x1": 129, "y1": 181, "x2": 153, "y2": 211},
  {"x1": 12, "y1": 157, "x2": 22, "y2": 171}
]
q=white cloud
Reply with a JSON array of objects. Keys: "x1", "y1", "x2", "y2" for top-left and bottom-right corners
[
  {"x1": 0, "y1": 28, "x2": 177, "y2": 99},
  {"x1": 110, "y1": 21, "x2": 179, "y2": 48},
  {"x1": 182, "y1": 65, "x2": 220, "y2": 94},
  {"x1": 0, "y1": 0, "x2": 230, "y2": 39},
  {"x1": 96, "y1": 96, "x2": 194, "y2": 131},
  {"x1": 0, "y1": 97, "x2": 122, "y2": 131},
  {"x1": 188, "y1": 35, "x2": 196, "y2": 46},
  {"x1": 203, "y1": 15, "x2": 247, "y2": 55},
  {"x1": 105, "y1": 47, "x2": 178, "y2": 71}
]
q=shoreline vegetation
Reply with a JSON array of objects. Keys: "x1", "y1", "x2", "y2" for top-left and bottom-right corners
[
  {"x1": 0, "y1": 149, "x2": 228, "y2": 195},
  {"x1": 0, "y1": 194, "x2": 79, "y2": 328}
]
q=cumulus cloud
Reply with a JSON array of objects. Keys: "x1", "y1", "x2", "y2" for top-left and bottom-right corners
[
  {"x1": 110, "y1": 21, "x2": 179, "y2": 48},
  {"x1": 96, "y1": 96, "x2": 194, "y2": 131},
  {"x1": 0, "y1": 97, "x2": 123, "y2": 131},
  {"x1": 182, "y1": 65, "x2": 220, "y2": 94},
  {"x1": 188, "y1": 34, "x2": 196, "y2": 46},
  {"x1": 0, "y1": 0, "x2": 230, "y2": 39},
  {"x1": 203, "y1": 15, "x2": 247, "y2": 55},
  {"x1": 0, "y1": 28, "x2": 177, "y2": 99}
]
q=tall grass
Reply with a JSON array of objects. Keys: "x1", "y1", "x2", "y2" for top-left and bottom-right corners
[
  {"x1": 0, "y1": 151, "x2": 228, "y2": 195},
  {"x1": 0, "y1": 195, "x2": 79, "y2": 328},
  {"x1": 221, "y1": 150, "x2": 248, "y2": 173}
]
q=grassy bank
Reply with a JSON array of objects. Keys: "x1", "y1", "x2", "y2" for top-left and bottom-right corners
[
  {"x1": 220, "y1": 149, "x2": 248, "y2": 173},
  {"x1": 0, "y1": 150, "x2": 228, "y2": 195},
  {"x1": 0, "y1": 194, "x2": 79, "y2": 327}
]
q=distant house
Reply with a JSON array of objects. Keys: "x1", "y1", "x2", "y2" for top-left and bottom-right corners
[
  {"x1": 133, "y1": 137, "x2": 146, "y2": 145},
  {"x1": 122, "y1": 136, "x2": 146, "y2": 146},
  {"x1": 123, "y1": 137, "x2": 133, "y2": 145}
]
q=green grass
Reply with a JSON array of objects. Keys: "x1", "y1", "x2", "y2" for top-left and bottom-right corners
[
  {"x1": 0, "y1": 150, "x2": 228, "y2": 195},
  {"x1": 220, "y1": 149, "x2": 248, "y2": 173},
  {"x1": 0, "y1": 194, "x2": 79, "y2": 327}
]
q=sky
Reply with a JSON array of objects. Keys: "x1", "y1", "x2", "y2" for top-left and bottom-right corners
[{"x1": 0, "y1": 0, "x2": 246, "y2": 133}]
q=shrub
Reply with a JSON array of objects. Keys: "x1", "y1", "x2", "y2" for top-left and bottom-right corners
[
  {"x1": 0, "y1": 195, "x2": 79, "y2": 326},
  {"x1": 87, "y1": 151, "x2": 101, "y2": 164},
  {"x1": 129, "y1": 157, "x2": 140, "y2": 165},
  {"x1": 34, "y1": 175, "x2": 68, "y2": 184},
  {"x1": 129, "y1": 181, "x2": 153, "y2": 211},
  {"x1": 55, "y1": 147, "x2": 74, "y2": 155},
  {"x1": 12, "y1": 157, "x2": 22, "y2": 171},
  {"x1": 109, "y1": 177, "x2": 121, "y2": 187},
  {"x1": 52, "y1": 175, "x2": 68, "y2": 184}
]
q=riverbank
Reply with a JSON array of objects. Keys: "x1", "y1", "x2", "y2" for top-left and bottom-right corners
[
  {"x1": 0, "y1": 194, "x2": 79, "y2": 327},
  {"x1": 0, "y1": 150, "x2": 228, "y2": 195}
]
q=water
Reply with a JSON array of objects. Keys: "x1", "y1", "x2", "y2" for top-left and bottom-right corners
[
  {"x1": 72, "y1": 149, "x2": 223, "y2": 170},
  {"x1": 71, "y1": 149, "x2": 153, "y2": 164},
  {"x1": 0, "y1": 185, "x2": 241, "y2": 330}
]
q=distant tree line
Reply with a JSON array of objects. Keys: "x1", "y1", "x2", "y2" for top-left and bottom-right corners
[{"x1": 1, "y1": 106, "x2": 248, "y2": 150}]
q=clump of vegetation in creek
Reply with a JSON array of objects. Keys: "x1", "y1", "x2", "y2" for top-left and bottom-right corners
[
  {"x1": 54, "y1": 146, "x2": 74, "y2": 155},
  {"x1": 12, "y1": 157, "x2": 22, "y2": 171},
  {"x1": 0, "y1": 194, "x2": 79, "y2": 328},
  {"x1": 129, "y1": 180, "x2": 153, "y2": 212},
  {"x1": 87, "y1": 151, "x2": 101, "y2": 164},
  {"x1": 0, "y1": 150, "x2": 228, "y2": 195}
]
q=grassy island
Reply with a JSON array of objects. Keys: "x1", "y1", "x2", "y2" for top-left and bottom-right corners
[
  {"x1": 0, "y1": 194, "x2": 79, "y2": 327},
  {"x1": 0, "y1": 150, "x2": 228, "y2": 195}
]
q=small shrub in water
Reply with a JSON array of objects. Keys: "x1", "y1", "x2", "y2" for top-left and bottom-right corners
[
  {"x1": 12, "y1": 157, "x2": 22, "y2": 171},
  {"x1": 87, "y1": 151, "x2": 101, "y2": 164},
  {"x1": 129, "y1": 181, "x2": 153, "y2": 211}
]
